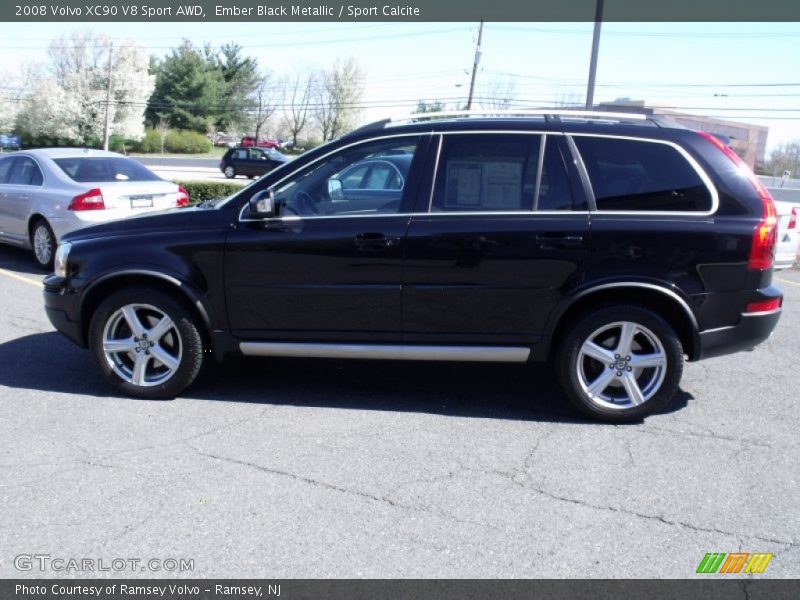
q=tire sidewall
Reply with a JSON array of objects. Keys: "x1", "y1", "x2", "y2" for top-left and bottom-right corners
[
  {"x1": 557, "y1": 305, "x2": 684, "y2": 422},
  {"x1": 88, "y1": 288, "x2": 204, "y2": 399}
]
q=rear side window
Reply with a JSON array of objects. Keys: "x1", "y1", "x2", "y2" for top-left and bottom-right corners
[
  {"x1": 431, "y1": 134, "x2": 574, "y2": 212},
  {"x1": 53, "y1": 157, "x2": 161, "y2": 182},
  {"x1": 573, "y1": 136, "x2": 712, "y2": 212}
]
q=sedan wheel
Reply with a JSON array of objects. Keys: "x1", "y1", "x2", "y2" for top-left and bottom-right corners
[
  {"x1": 557, "y1": 305, "x2": 683, "y2": 422},
  {"x1": 89, "y1": 288, "x2": 204, "y2": 399},
  {"x1": 31, "y1": 220, "x2": 55, "y2": 270}
]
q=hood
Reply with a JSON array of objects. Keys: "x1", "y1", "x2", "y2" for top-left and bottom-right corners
[{"x1": 62, "y1": 206, "x2": 204, "y2": 243}]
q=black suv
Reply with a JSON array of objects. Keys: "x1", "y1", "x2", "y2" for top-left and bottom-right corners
[{"x1": 43, "y1": 111, "x2": 783, "y2": 422}]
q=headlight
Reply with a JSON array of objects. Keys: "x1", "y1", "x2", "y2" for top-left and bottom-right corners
[{"x1": 54, "y1": 242, "x2": 72, "y2": 278}]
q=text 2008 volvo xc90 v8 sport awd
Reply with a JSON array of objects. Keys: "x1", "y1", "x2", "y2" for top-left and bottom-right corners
[{"x1": 43, "y1": 111, "x2": 783, "y2": 422}]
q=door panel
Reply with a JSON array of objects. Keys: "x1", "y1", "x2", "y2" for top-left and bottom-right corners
[
  {"x1": 402, "y1": 133, "x2": 589, "y2": 345},
  {"x1": 225, "y1": 215, "x2": 409, "y2": 342},
  {"x1": 402, "y1": 214, "x2": 588, "y2": 344},
  {"x1": 224, "y1": 134, "x2": 430, "y2": 342}
]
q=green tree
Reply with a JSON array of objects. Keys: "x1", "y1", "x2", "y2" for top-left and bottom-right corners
[
  {"x1": 214, "y1": 43, "x2": 259, "y2": 131},
  {"x1": 147, "y1": 40, "x2": 225, "y2": 132}
]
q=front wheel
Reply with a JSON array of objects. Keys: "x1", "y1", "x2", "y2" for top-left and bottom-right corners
[
  {"x1": 88, "y1": 288, "x2": 205, "y2": 399},
  {"x1": 556, "y1": 305, "x2": 683, "y2": 422}
]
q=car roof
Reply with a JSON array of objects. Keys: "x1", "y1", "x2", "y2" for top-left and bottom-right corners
[{"x1": 340, "y1": 111, "x2": 692, "y2": 145}]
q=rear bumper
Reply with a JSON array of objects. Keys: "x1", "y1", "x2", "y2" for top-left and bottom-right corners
[{"x1": 696, "y1": 309, "x2": 781, "y2": 360}]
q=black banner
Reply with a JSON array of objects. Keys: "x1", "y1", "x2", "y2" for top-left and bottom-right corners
[
  {"x1": 3, "y1": 0, "x2": 800, "y2": 22},
  {"x1": 3, "y1": 580, "x2": 800, "y2": 600}
]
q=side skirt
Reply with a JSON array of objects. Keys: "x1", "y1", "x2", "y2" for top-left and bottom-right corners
[{"x1": 239, "y1": 342, "x2": 531, "y2": 363}]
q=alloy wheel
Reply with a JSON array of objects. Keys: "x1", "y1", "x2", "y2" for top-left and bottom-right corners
[
  {"x1": 101, "y1": 303, "x2": 183, "y2": 387},
  {"x1": 575, "y1": 320, "x2": 667, "y2": 410}
]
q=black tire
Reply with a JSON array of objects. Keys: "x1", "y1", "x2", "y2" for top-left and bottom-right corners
[
  {"x1": 88, "y1": 287, "x2": 205, "y2": 399},
  {"x1": 30, "y1": 219, "x2": 56, "y2": 270},
  {"x1": 556, "y1": 305, "x2": 683, "y2": 423},
  {"x1": 223, "y1": 165, "x2": 236, "y2": 179}
]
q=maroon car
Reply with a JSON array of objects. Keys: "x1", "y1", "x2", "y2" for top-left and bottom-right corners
[{"x1": 240, "y1": 136, "x2": 279, "y2": 149}]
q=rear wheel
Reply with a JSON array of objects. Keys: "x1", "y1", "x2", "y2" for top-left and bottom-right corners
[
  {"x1": 223, "y1": 165, "x2": 236, "y2": 178},
  {"x1": 30, "y1": 219, "x2": 55, "y2": 270},
  {"x1": 556, "y1": 305, "x2": 683, "y2": 422},
  {"x1": 89, "y1": 287, "x2": 204, "y2": 399}
]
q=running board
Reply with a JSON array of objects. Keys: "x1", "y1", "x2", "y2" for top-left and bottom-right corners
[{"x1": 239, "y1": 342, "x2": 530, "y2": 363}]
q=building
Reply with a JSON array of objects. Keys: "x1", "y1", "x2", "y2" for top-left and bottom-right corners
[{"x1": 596, "y1": 99, "x2": 769, "y2": 169}]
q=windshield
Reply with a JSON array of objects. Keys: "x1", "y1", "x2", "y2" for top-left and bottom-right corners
[{"x1": 53, "y1": 157, "x2": 162, "y2": 183}]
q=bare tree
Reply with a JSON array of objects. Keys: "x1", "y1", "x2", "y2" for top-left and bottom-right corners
[
  {"x1": 552, "y1": 90, "x2": 583, "y2": 109},
  {"x1": 250, "y1": 71, "x2": 278, "y2": 140},
  {"x1": 479, "y1": 77, "x2": 517, "y2": 111},
  {"x1": 313, "y1": 57, "x2": 364, "y2": 142},
  {"x1": 283, "y1": 69, "x2": 314, "y2": 147},
  {"x1": 157, "y1": 115, "x2": 170, "y2": 155}
]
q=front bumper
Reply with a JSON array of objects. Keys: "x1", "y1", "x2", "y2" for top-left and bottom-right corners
[
  {"x1": 43, "y1": 276, "x2": 86, "y2": 347},
  {"x1": 697, "y1": 309, "x2": 781, "y2": 360}
]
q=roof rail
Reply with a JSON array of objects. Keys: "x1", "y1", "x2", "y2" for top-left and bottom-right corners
[{"x1": 347, "y1": 109, "x2": 653, "y2": 137}]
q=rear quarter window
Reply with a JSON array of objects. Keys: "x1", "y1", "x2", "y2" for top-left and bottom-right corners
[{"x1": 573, "y1": 136, "x2": 712, "y2": 212}]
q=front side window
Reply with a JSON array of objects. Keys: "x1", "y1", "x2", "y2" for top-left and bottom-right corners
[
  {"x1": 430, "y1": 134, "x2": 574, "y2": 212},
  {"x1": 573, "y1": 136, "x2": 712, "y2": 212},
  {"x1": 271, "y1": 137, "x2": 420, "y2": 217},
  {"x1": 7, "y1": 157, "x2": 43, "y2": 186}
]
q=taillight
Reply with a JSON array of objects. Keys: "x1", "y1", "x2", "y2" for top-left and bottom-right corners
[
  {"x1": 745, "y1": 298, "x2": 782, "y2": 313},
  {"x1": 68, "y1": 188, "x2": 105, "y2": 211},
  {"x1": 789, "y1": 207, "x2": 797, "y2": 230},
  {"x1": 176, "y1": 186, "x2": 190, "y2": 207},
  {"x1": 697, "y1": 131, "x2": 778, "y2": 270}
]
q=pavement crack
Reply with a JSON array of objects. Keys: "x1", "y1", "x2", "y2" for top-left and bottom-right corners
[
  {"x1": 641, "y1": 425, "x2": 772, "y2": 449},
  {"x1": 522, "y1": 482, "x2": 798, "y2": 547},
  {"x1": 188, "y1": 445, "x2": 507, "y2": 535}
]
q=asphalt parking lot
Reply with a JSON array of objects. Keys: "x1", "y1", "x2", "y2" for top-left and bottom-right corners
[{"x1": 0, "y1": 244, "x2": 798, "y2": 579}]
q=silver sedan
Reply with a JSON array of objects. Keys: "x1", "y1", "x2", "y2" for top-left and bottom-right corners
[{"x1": 0, "y1": 148, "x2": 189, "y2": 268}]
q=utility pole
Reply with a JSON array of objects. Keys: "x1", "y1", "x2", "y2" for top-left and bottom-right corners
[
  {"x1": 466, "y1": 20, "x2": 483, "y2": 111},
  {"x1": 102, "y1": 45, "x2": 113, "y2": 151},
  {"x1": 585, "y1": 0, "x2": 604, "y2": 110}
]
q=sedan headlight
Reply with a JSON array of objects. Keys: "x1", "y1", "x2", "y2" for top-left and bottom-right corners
[{"x1": 54, "y1": 242, "x2": 72, "y2": 278}]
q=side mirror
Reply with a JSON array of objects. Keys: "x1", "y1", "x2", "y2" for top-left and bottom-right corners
[
  {"x1": 249, "y1": 189, "x2": 275, "y2": 218},
  {"x1": 327, "y1": 177, "x2": 344, "y2": 201}
]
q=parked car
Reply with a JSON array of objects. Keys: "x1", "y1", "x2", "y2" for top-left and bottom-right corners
[
  {"x1": 44, "y1": 110, "x2": 783, "y2": 422},
  {"x1": 327, "y1": 154, "x2": 412, "y2": 212},
  {"x1": 213, "y1": 134, "x2": 237, "y2": 148},
  {"x1": 240, "y1": 136, "x2": 280, "y2": 149},
  {"x1": 773, "y1": 199, "x2": 800, "y2": 269},
  {"x1": 0, "y1": 148, "x2": 188, "y2": 269},
  {"x1": 220, "y1": 147, "x2": 289, "y2": 179}
]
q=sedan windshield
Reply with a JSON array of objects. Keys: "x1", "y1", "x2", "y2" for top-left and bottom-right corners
[{"x1": 53, "y1": 157, "x2": 162, "y2": 183}]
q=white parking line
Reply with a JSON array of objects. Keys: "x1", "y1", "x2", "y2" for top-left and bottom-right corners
[
  {"x1": 776, "y1": 277, "x2": 800, "y2": 288},
  {"x1": 0, "y1": 267, "x2": 44, "y2": 288}
]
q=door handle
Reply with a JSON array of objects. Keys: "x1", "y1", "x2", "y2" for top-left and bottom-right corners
[
  {"x1": 354, "y1": 233, "x2": 401, "y2": 249},
  {"x1": 535, "y1": 233, "x2": 584, "y2": 248}
]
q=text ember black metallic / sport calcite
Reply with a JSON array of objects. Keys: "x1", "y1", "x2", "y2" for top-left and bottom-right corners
[{"x1": 43, "y1": 110, "x2": 783, "y2": 422}]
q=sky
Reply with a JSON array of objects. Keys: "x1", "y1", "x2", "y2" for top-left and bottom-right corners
[{"x1": 0, "y1": 21, "x2": 799, "y2": 152}]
